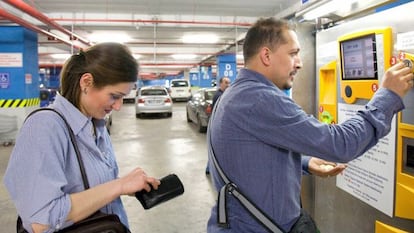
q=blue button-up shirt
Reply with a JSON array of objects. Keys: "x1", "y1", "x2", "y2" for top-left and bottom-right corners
[
  {"x1": 207, "y1": 68, "x2": 404, "y2": 232},
  {"x1": 4, "y1": 95, "x2": 128, "y2": 233}
]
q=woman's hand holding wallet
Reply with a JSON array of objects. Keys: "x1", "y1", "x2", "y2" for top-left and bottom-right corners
[{"x1": 135, "y1": 174, "x2": 184, "y2": 209}]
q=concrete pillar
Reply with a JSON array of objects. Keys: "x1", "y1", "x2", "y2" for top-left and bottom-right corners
[
  {"x1": 199, "y1": 65, "x2": 212, "y2": 88},
  {"x1": 0, "y1": 26, "x2": 39, "y2": 144},
  {"x1": 216, "y1": 53, "x2": 237, "y2": 84}
]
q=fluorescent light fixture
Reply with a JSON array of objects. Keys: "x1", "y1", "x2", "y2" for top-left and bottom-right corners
[
  {"x1": 50, "y1": 53, "x2": 71, "y2": 60},
  {"x1": 182, "y1": 34, "x2": 218, "y2": 44},
  {"x1": 302, "y1": 0, "x2": 358, "y2": 20},
  {"x1": 142, "y1": 64, "x2": 192, "y2": 68},
  {"x1": 171, "y1": 54, "x2": 197, "y2": 60},
  {"x1": 133, "y1": 54, "x2": 142, "y2": 60},
  {"x1": 88, "y1": 32, "x2": 131, "y2": 43}
]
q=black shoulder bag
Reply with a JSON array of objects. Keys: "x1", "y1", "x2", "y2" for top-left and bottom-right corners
[{"x1": 17, "y1": 108, "x2": 130, "y2": 233}]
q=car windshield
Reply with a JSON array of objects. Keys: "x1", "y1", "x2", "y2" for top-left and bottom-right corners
[
  {"x1": 192, "y1": 92, "x2": 202, "y2": 100},
  {"x1": 141, "y1": 89, "x2": 167, "y2": 96},
  {"x1": 205, "y1": 90, "x2": 216, "y2": 100},
  {"x1": 171, "y1": 81, "x2": 188, "y2": 87}
]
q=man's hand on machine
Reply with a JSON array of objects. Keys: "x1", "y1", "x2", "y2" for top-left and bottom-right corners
[{"x1": 381, "y1": 61, "x2": 414, "y2": 98}]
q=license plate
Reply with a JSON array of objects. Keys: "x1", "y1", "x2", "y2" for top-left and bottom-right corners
[{"x1": 148, "y1": 100, "x2": 161, "y2": 104}]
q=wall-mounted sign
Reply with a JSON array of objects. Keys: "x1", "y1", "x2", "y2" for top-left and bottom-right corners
[
  {"x1": 396, "y1": 31, "x2": 414, "y2": 50},
  {"x1": 0, "y1": 73, "x2": 10, "y2": 88},
  {"x1": 0, "y1": 53, "x2": 23, "y2": 67},
  {"x1": 25, "y1": 73, "x2": 32, "y2": 84},
  {"x1": 336, "y1": 103, "x2": 396, "y2": 217}
]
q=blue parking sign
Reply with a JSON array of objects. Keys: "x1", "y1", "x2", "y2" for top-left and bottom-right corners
[{"x1": 0, "y1": 73, "x2": 10, "y2": 89}]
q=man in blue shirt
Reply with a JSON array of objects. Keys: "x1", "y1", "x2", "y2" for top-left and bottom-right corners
[
  {"x1": 207, "y1": 18, "x2": 414, "y2": 232},
  {"x1": 212, "y1": 76, "x2": 231, "y2": 109}
]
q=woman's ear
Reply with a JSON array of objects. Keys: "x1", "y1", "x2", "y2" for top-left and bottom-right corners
[{"x1": 79, "y1": 73, "x2": 94, "y2": 89}]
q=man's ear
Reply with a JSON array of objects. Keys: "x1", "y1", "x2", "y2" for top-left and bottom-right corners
[
  {"x1": 259, "y1": 47, "x2": 272, "y2": 66},
  {"x1": 79, "y1": 73, "x2": 94, "y2": 89}
]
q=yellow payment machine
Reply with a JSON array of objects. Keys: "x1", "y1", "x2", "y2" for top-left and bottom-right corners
[
  {"x1": 395, "y1": 51, "x2": 414, "y2": 220},
  {"x1": 337, "y1": 27, "x2": 414, "y2": 225},
  {"x1": 318, "y1": 60, "x2": 337, "y2": 124},
  {"x1": 375, "y1": 221, "x2": 410, "y2": 233},
  {"x1": 338, "y1": 27, "x2": 392, "y2": 104}
]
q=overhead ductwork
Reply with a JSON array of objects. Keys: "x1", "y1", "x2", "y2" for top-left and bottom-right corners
[
  {"x1": 0, "y1": 7, "x2": 81, "y2": 49},
  {"x1": 3, "y1": 0, "x2": 92, "y2": 48}
]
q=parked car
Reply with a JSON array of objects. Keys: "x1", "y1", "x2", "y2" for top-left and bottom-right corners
[
  {"x1": 211, "y1": 79, "x2": 217, "y2": 87},
  {"x1": 39, "y1": 88, "x2": 58, "y2": 107},
  {"x1": 123, "y1": 83, "x2": 137, "y2": 103},
  {"x1": 186, "y1": 87, "x2": 217, "y2": 133},
  {"x1": 104, "y1": 112, "x2": 112, "y2": 134},
  {"x1": 135, "y1": 86, "x2": 173, "y2": 118},
  {"x1": 169, "y1": 79, "x2": 192, "y2": 102}
]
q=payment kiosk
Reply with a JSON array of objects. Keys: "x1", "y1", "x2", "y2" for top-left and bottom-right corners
[
  {"x1": 395, "y1": 51, "x2": 414, "y2": 220},
  {"x1": 338, "y1": 27, "x2": 392, "y2": 104},
  {"x1": 318, "y1": 60, "x2": 337, "y2": 124},
  {"x1": 335, "y1": 27, "x2": 397, "y2": 219},
  {"x1": 315, "y1": 3, "x2": 414, "y2": 232},
  {"x1": 336, "y1": 29, "x2": 414, "y2": 233}
]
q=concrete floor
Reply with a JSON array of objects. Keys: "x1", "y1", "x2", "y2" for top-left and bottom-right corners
[{"x1": 0, "y1": 102, "x2": 217, "y2": 233}]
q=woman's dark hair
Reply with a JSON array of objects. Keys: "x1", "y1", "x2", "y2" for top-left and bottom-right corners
[
  {"x1": 243, "y1": 17, "x2": 296, "y2": 64},
  {"x1": 60, "y1": 42, "x2": 138, "y2": 108}
]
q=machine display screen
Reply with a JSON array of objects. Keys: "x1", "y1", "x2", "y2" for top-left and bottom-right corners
[
  {"x1": 404, "y1": 143, "x2": 414, "y2": 175},
  {"x1": 340, "y1": 34, "x2": 378, "y2": 80},
  {"x1": 407, "y1": 145, "x2": 414, "y2": 168}
]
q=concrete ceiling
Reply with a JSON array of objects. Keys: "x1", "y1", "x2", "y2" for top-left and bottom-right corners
[
  {"x1": 0, "y1": 0, "x2": 393, "y2": 79},
  {"x1": 0, "y1": 0, "x2": 305, "y2": 78}
]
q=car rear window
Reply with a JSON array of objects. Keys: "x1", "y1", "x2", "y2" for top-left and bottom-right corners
[
  {"x1": 205, "y1": 90, "x2": 216, "y2": 100},
  {"x1": 171, "y1": 81, "x2": 188, "y2": 87},
  {"x1": 141, "y1": 89, "x2": 167, "y2": 96}
]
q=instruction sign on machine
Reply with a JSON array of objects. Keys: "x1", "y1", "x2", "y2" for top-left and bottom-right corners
[{"x1": 335, "y1": 27, "x2": 396, "y2": 217}]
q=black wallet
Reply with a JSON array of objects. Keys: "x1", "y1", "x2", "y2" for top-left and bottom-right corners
[{"x1": 135, "y1": 174, "x2": 184, "y2": 209}]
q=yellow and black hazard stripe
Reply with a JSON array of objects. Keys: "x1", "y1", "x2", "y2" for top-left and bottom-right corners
[{"x1": 0, "y1": 98, "x2": 40, "y2": 108}]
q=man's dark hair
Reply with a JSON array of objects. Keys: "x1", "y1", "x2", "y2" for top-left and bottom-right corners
[
  {"x1": 219, "y1": 77, "x2": 229, "y2": 84},
  {"x1": 243, "y1": 17, "x2": 296, "y2": 64}
]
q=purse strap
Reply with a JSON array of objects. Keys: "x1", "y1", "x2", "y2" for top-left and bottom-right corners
[
  {"x1": 26, "y1": 108, "x2": 90, "y2": 190},
  {"x1": 208, "y1": 98, "x2": 285, "y2": 233}
]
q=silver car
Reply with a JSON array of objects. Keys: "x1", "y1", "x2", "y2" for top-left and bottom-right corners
[
  {"x1": 104, "y1": 112, "x2": 112, "y2": 134},
  {"x1": 186, "y1": 88, "x2": 216, "y2": 133},
  {"x1": 135, "y1": 86, "x2": 173, "y2": 118}
]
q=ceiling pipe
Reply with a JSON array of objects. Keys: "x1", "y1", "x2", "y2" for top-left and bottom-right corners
[
  {"x1": 128, "y1": 42, "x2": 231, "y2": 46},
  {"x1": 2, "y1": 3, "x2": 249, "y2": 74},
  {"x1": 198, "y1": 39, "x2": 242, "y2": 66},
  {"x1": 51, "y1": 18, "x2": 253, "y2": 27},
  {"x1": 39, "y1": 62, "x2": 203, "y2": 67},
  {"x1": 3, "y1": 0, "x2": 92, "y2": 47},
  {"x1": 0, "y1": 8, "x2": 85, "y2": 50},
  {"x1": 39, "y1": 41, "x2": 231, "y2": 47},
  {"x1": 39, "y1": 52, "x2": 215, "y2": 56}
]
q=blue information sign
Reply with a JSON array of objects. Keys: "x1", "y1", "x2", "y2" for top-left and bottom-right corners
[
  {"x1": 190, "y1": 72, "x2": 199, "y2": 87},
  {"x1": 0, "y1": 73, "x2": 10, "y2": 89}
]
